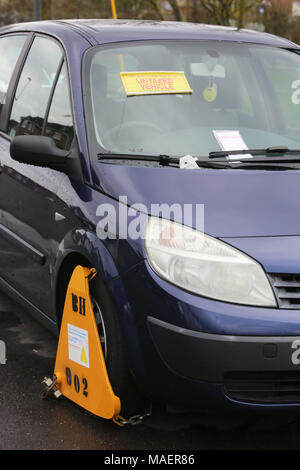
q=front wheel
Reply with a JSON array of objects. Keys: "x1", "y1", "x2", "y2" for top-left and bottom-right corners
[{"x1": 90, "y1": 275, "x2": 149, "y2": 419}]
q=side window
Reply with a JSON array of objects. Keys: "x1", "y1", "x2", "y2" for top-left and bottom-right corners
[
  {"x1": 44, "y1": 62, "x2": 74, "y2": 150},
  {"x1": 0, "y1": 35, "x2": 27, "y2": 119},
  {"x1": 8, "y1": 36, "x2": 63, "y2": 138}
]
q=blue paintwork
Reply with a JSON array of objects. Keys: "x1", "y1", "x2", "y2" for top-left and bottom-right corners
[
  {"x1": 94, "y1": 164, "x2": 300, "y2": 237},
  {"x1": 1, "y1": 20, "x2": 300, "y2": 411},
  {"x1": 1, "y1": 19, "x2": 298, "y2": 48}
]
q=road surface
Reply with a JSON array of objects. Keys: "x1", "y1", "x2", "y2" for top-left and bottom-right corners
[{"x1": 0, "y1": 290, "x2": 300, "y2": 450}]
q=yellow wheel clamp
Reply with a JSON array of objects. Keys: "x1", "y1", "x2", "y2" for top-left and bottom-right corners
[{"x1": 42, "y1": 265, "x2": 122, "y2": 424}]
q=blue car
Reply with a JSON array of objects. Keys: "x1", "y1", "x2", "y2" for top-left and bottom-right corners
[{"x1": 1, "y1": 19, "x2": 300, "y2": 420}]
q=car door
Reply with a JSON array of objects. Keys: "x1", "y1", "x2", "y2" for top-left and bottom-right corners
[{"x1": 0, "y1": 34, "x2": 75, "y2": 320}]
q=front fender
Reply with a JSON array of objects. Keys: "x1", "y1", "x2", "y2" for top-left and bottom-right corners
[
  {"x1": 53, "y1": 229, "x2": 121, "y2": 284},
  {"x1": 51, "y1": 229, "x2": 147, "y2": 378}
]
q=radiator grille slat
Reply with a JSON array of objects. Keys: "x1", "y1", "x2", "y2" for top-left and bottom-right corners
[
  {"x1": 273, "y1": 281, "x2": 300, "y2": 288},
  {"x1": 278, "y1": 292, "x2": 300, "y2": 299}
]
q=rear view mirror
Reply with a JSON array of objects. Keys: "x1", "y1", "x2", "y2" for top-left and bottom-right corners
[
  {"x1": 190, "y1": 63, "x2": 226, "y2": 78},
  {"x1": 10, "y1": 135, "x2": 69, "y2": 170}
]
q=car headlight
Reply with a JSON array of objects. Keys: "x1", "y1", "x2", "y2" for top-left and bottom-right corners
[{"x1": 144, "y1": 217, "x2": 276, "y2": 307}]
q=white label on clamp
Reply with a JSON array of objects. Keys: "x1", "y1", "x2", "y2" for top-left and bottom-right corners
[{"x1": 68, "y1": 323, "x2": 90, "y2": 368}]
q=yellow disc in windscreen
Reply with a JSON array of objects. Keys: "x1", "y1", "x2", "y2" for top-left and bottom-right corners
[{"x1": 203, "y1": 87, "x2": 217, "y2": 102}]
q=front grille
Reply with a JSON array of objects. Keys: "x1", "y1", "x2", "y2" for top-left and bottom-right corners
[
  {"x1": 268, "y1": 273, "x2": 300, "y2": 309},
  {"x1": 224, "y1": 371, "x2": 300, "y2": 404}
]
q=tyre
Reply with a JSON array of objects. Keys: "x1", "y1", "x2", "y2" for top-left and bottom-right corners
[{"x1": 89, "y1": 274, "x2": 149, "y2": 419}]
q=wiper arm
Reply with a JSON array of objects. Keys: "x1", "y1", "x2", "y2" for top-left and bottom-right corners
[
  {"x1": 98, "y1": 152, "x2": 179, "y2": 166},
  {"x1": 209, "y1": 146, "x2": 300, "y2": 159}
]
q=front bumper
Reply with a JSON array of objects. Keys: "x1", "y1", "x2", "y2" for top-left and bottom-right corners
[
  {"x1": 112, "y1": 260, "x2": 300, "y2": 409},
  {"x1": 148, "y1": 316, "x2": 300, "y2": 404}
]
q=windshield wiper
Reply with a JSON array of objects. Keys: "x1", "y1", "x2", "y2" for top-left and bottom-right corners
[
  {"x1": 98, "y1": 151, "x2": 300, "y2": 170},
  {"x1": 98, "y1": 152, "x2": 232, "y2": 169},
  {"x1": 209, "y1": 146, "x2": 300, "y2": 159}
]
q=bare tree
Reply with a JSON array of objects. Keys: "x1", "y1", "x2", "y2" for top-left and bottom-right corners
[
  {"x1": 200, "y1": 0, "x2": 235, "y2": 25},
  {"x1": 263, "y1": 0, "x2": 293, "y2": 38},
  {"x1": 0, "y1": 0, "x2": 263, "y2": 28},
  {"x1": 234, "y1": 0, "x2": 260, "y2": 28},
  {"x1": 168, "y1": 0, "x2": 185, "y2": 21},
  {"x1": 148, "y1": 0, "x2": 165, "y2": 20}
]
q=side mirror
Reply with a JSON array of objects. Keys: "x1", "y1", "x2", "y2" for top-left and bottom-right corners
[{"x1": 10, "y1": 135, "x2": 70, "y2": 171}]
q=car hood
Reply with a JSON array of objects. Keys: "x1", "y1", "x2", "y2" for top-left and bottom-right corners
[{"x1": 93, "y1": 163, "x2": 300, "y2": 238}]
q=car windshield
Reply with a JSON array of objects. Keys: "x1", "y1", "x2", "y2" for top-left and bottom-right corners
[{"x1": 85, "y1": 40, "x2": 300, "y2": 158}]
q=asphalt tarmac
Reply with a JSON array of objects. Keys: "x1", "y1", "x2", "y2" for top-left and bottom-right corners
[{"x1": 1, "y1": 289, "x2": 300, "y2": 450}]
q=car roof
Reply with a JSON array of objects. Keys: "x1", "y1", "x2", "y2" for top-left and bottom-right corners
[{"x1": 0, "y1": 19, "x2": 298, "y2": 49}]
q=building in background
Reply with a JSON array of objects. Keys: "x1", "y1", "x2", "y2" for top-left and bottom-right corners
[{"x1": 293, "y1": 1, "x2": 300, "y2": 16}]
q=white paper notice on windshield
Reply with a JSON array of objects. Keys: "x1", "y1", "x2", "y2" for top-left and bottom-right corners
[{"x1": 213, "y1": 130, "x2": 252, "y2": 160}]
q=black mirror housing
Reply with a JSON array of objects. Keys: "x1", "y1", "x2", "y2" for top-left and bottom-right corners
[{"x1": 10, "y1": 135, "x2": 69, "y2": 169}]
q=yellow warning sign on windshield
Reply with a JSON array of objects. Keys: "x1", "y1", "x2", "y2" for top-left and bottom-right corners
[{"x1": 120, "y1": 71, "x2": 192, "y2": 96}]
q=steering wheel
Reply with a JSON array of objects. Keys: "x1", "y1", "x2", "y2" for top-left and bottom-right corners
[{"x1": 102, "y1": 121, "x2": 163, "y2": 144}]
